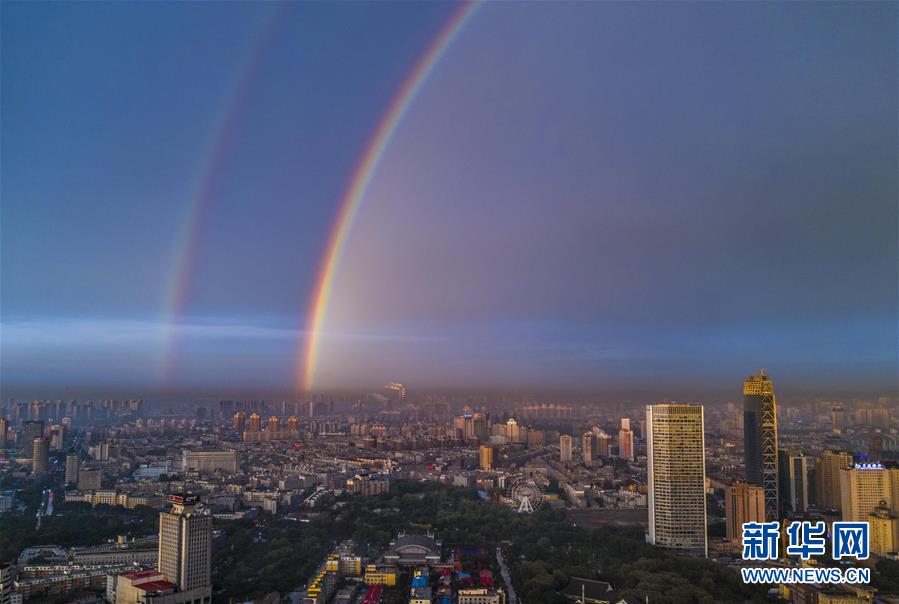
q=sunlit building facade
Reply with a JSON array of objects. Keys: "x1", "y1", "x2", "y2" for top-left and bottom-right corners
[
  {"x1": 815, "y1": 451, "x2": 853, "y2": 510},
  {"x1": 725, "y1": 482, "x2": 765, "y2": 543},
  {"x1": 646, "y1": 403, "x2": 707, "y2": 556}
]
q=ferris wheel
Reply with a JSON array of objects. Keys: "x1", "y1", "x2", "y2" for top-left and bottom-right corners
[{"x1": 507, "y1": 476, "x2": 545, "y2": 513}]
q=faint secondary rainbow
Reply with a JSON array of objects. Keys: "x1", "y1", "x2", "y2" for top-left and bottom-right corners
[
  {"x1": 300, "y1": 1, "x2": 479, "y2": 392},
  {"x1": 162, "y1": 6, "x2": 286, "y2": 382}
]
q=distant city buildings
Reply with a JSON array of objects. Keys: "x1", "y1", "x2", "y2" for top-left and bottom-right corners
[
  {"x1": 181, "y1": 450, "x2": 239, "y2": 475},
  {"x1": 593, "y1": 428, "x2": 610, "y2": 457},
  {"x1": 78, "y1": 467, "x2": 102, "y2": 491},
  {"x1": 618, "y1": 418, "x2": 634, "y2": 461},
  {"x1": 346, "y1": 473, "x2": 390, "y2": 496},
  {"x1": 581, "y1": 432, "x2": 594, "y2": 466},
  {"x1": 385, "y1": 383, "x2": 407, "y2": 402},
  {"x1": 31, "y1": 437, "x2": 49, "y2": 474},
  {"x1": 646, "y1": 403, "x2": 707, "y2": 556},
  {"x1": 0, "y1": 384, "x2": 897, "y2": 604},
  {"x1": 559, "y1": 435, "x2": 572, "y2": 463},
  {"x1": 22, "y1": 421, "x2": 44, "y2": 459},
  {"x1": 65, "y1": 451, "x2": 79, "y2": 485},
  {"x1": 743, "y1": 370, "x2": 778, "y2": 521},
  {"x1": 479, "y1": 445, "x2": 494, "y2": 470}
]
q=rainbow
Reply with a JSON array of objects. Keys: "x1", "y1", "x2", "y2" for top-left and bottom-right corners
[
  {"x1": 162, "y1": 6, "x2": 286, "y2": 382},
  {"x1": 299, "y1": 1, "x2": 479, "y2": 392}
]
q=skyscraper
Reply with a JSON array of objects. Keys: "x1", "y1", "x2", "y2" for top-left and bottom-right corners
[
  {"x1": 31, "y1": 437, "x2": 49, "y2": 474},
  {"x1": 646, "y1": 403, "x2": 707, "y2": 556},
  {"x1": 560, "y1": 435, "x2": 573, "y2": 462},
  {"x1": 0, "y1": 418, "x2": 7, "y2": 450},
  {"x1": 725, "y1": 483, "x2": 765, "y2": 543},
  {"x1": 157, "y1": 495, "x2": 212, "y2": 599},
  {"x1": 743, "y1": 370, "x2": 778, "y2": 521}
]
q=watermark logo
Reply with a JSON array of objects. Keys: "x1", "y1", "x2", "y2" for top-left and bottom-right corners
[
  {"x1": 832, "y1": 522, "x2": 869, "y2": 561},
  {"x1": 742, "y1": 521, "x2": 780, "y2": 561},
  {"x1": 740, "y1": 521, "x2": 871, "y2": 585},
  {"x1": 785, "y1": 521, "x2": 826, "y2": 560}
]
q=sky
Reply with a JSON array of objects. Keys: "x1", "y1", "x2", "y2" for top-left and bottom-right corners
[{"x1": 1, "y1": 1, "x2": 896, "y2": 397}]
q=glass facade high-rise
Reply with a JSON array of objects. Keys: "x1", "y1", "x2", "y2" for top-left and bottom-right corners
[
  {"x1": 646, "y1": 403, "x2": 707, "y2": 556},
  {"x1": 743, "y1": 370, "x2": 778, "y2": 521}
]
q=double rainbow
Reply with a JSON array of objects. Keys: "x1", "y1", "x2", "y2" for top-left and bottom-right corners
[{"x1": 161, "y1": 2, "x2": 479, "y2": 391}]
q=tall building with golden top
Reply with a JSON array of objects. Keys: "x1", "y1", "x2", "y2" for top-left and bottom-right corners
[{"x1": 743, "y1": 370, "x2": 778, "y2": 521}]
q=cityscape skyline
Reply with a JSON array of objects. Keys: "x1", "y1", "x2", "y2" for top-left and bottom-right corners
[
  {"x1": 0, "y1": 370, "x2": 897, "y2": 602},
  {"x1": 2, "y1": 1, "x2": 897, "y2": 394}
]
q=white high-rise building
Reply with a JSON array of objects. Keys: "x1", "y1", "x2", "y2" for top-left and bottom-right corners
[{"x1": 646, "y1": 403, "x2": 707, "y2": 556}]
